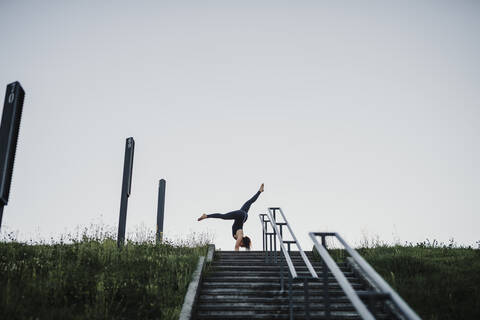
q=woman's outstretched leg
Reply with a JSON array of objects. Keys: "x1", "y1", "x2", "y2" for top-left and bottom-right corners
[
  {"x1": 240, "y1": 183, "x2": 264, "y2": 213},
  {"x1": 198, "y1": 211, "x2": 243, "y2": 221}
]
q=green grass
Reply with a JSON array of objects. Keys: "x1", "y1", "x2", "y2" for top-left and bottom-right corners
[
  {"x1": 3, "y1": 231, "x2": 479, "y2": 320},
  {"x1": 0, "y1": 234, "x2": 208, "y2": 320},
  {"x1": 321, "y1": 241, "x2": 480, "y2": 320}
]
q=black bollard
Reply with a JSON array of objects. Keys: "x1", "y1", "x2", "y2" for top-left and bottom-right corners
[
  {"x1": 156, "y1": 179, "x2": 166, "y2": 243},
  {"x1": 0, "y1": 82, "x2": 25, "y2": 231},
  {"x1": 117, "y1": 137, "x2": 135, "y2": 248}
]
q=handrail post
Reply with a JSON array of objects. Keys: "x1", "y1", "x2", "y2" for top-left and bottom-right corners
[
  {"x1": 268, "y1": 225, "x2": 271, "y2": 263},
  {"x1": 265, "y1": 210, "x2": 297, "y2": 277},
  {"x1": 273, "y1": 228, "x2": 277, "y2": 264},
  {"x1": 310, "y1": 232, "x2": 377, "y2": 320},
  {"x1": 289, "y1": 273, "x2": 293, "y2": 320},
  {"x1": 321, "y1": 234, "x2": 327, "y2": 248},
  {"x1": 321, "y1": 233, "x2": 330, "y2": 319},
  {"x1": 273, "y1": 209, "x2": 277, "y2": 253},
  {"x1": 333, "y1": 232, "x2": 422, "y2": 320},
  {"x1": 280, "y1": 253, "x2": 285, "y2": 292},
  {"x1": 277, "y1": 208, "x2": 318, "y2": 278},
  {"x1": 304, "y1": 277, "x2": 311, "y2": 320},
  {"x1": 264, "y1": 223, "x2": 267, "y2": 251},
  {"x1": 323, "y1": 259, "x2": 330, "y2": 319},
  {"x1": 368, "y1": 295, "x2": 376, "y2": 318},
  {"x1": 261, "y1": 208, "x2": 318, "y2": 319},
  {"x1": 262, "y1": 217, "x2": 265, "y2": 251}
]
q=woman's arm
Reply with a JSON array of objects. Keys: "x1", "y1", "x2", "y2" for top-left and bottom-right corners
[{"x1": 234, "y1": 229, "x2": 244, "y2": 251}]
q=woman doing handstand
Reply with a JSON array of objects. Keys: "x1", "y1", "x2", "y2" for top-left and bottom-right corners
[{"x1": 197, "y1": 183, "x2": 264, "y2": 251}]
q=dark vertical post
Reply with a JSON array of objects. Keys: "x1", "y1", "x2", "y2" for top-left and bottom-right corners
[
  {"x1": 323, "y1": 258, "x2": 331, "y2": 319},
  {"x1": 263, "y1": 220, "x2": 267, "y2": 250},
  {"x1": 262, "y1": 220, "x2": 265, "y2": 251},
  {"x1": 304, "y1": 277, "x2": 311, "y2": 320},
  {"x1": 117, "y1": 137, "x2": 135, "y2": 248},
  {"x1": 0, "y1": 205, "x2": 4, "y2": 230},
  {"x1": 280, "y1": 254, "x2": 284, "y2": 292},
  {"x1": 0, "y1": 82, "x2": 25, "y2": 231},
  {"x1": 272, "y1": 209, "x2": 277, "y2": 253},
  {"x1": 288, "y1": 273, "x2": 293, "y2": 320},
  {"x1": 269, "y1": 234, "x2": 273, "y2": 262},
  {"x1": 156, "y1": 179, "x2": 166, "y2": 243}
]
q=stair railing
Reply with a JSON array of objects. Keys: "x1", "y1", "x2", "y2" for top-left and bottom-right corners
[
  {"x1": 260, "y1": 207, "x2": 318, "y2": 320},
  {"x1": 310, "y1": 232, "x2": 422, "y2": 320}
]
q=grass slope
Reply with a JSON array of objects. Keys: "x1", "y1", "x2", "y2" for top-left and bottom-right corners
[
  {"x1": 324, "y1": 242, "x2": 480, "y2": 320},
  {"x1": 0, "y1": 238, "x2": 207, "y2": 320},
  {"x1": 358, "y1": 244, "x2": 480, "y2": 320}
]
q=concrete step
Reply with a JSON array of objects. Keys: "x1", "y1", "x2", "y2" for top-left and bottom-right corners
[
  {"x1": 211, "y1": 259, "x2": 347, "y2": 266},
  {"x1": 197, "y1": 295, "x2": 352, "y2": 304},
  {"x1": 204, "y1": 271, "x2": 355, "y2": 278},
  {"x1": 214, "y1": 252, "x2": 318, "y2": 257},
  {"x1": 211, "y1": 258, "x2": 322, "y2": 261},
  {"x1": 209, "y1": 265, "x2": 352, "y2": 274},
  {"x1": 215, "y1": 250, "x2": 316, "y2": 254},
  {"x1": 194, "y1": 250, "x2": 372, "y2": 320},
  {"x1": 212, "y1": 260, "x2": 337, "y2": 268},
  {"x1": 212, "y1": 258, "x2": 319, "y2": 262},
  {"x1": 199, "y1": 288, "x2": 354, "y2": 297},
  {"x1": 196, "y1": 310, "x2": 362, "y2": 319},
  {"x1": 203, "y1": 275, "x2": 358, "y2": 282},
  {"x1": 200, "y1": 281, "x2": 364, "y2": 290},
  {"x1": 215, "y1": 252, "x2": 317, "y2": 256},
  {"x1": 197, "y1": 302, "x2": 357, "y2": 312},
  {"x1": 214, "y1": 254, "x2": 327, "y2": 259}
]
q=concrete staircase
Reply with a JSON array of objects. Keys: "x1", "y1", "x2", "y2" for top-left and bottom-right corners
[{"x1": 195, "y1": 250, "x2": 384, "y2": 320}]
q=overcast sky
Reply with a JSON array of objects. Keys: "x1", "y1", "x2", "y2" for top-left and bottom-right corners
[{"x1": 1, "y1": 1, "x2": 479, "y2": 250}]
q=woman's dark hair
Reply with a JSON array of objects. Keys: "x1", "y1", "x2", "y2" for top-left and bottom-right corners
[{"x1": 241, "y1": 236, "x2": 251, "y2": 250}]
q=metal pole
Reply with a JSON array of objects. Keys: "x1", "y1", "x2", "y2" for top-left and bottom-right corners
[
  {"x1": 273, "y1": 210, "x2": 277, "y2": 253},
  {"x1": 263, "y1": 219, "x2": 266, "y2": 251},
  {"x1": 156, "y1": 179, "x2": 166, "y2": 243},
  {"x1": 269, "y1": 234, "x2": 272, "y2": 254},
  {"x1": 280, "y1": 253, "x2": 284, "y2": 292},
  {"x1": 264, "y1": 227, "x2": 268, "y2": 263},
  {"x1": 273, "y1": 232, "x2": 277, "y2": 264},
  {"x1": 264, "y1": 221, "x2": 268, "y2": 251},
  {"x1": 323, "y1": 259, "x2": 331, "y2": 319},
  {"x1": 289, "y1": 273, "x2": 293, "y2": 320},
  {"x1": 0, "y1": 82, "x2": 25, "y2": 232},
  {"x1": 304, "y1": 277, "x2": 311, "y2": 320},
  {"x1": 0, "y1": 204, "x2": 4, "y2": 232},
  {"x1": 321, "y1": 235, "x2": 327, "y2": 248},
  {"x1": 117, "y1": 137, "x2": 135, "y2": 248}
]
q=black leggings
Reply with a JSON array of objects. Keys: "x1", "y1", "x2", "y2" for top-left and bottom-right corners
[
  {"x1": 207, "y1": 190, "x2": 261, "y2": 219},
  {"x1": 207, "y1": 191, "x2": 261, "y2": 236}
]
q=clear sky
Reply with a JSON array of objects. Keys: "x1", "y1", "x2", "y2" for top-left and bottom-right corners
[{"x1": 1, "y1": 1, "x2": 479, "y2": 250}]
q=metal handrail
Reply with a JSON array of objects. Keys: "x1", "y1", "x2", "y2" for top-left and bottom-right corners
[
  {"x1": 309, "y1": 233, "x2": 375, "y2": 320},
  {"x1": 258, "y1": 214, "x2": 273, "y2": 252},
  {"x1": 275, "y1": 208, "x2": 318, "y2": 278},
  {"x1": 335, "y1": 233, "x2": 421, "y2": 320},
  {"x1": 310, "y1": 232, "x2": 422, "y2": 320},
  {"x1": 258, "y1": 214, "x2": 268, "y2": 237},
  {"x1": 265, "y1": 210, "x2": 297, "y2": 278}
]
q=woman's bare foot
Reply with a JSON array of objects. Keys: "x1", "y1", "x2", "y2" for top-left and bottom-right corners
[
  {"x1": 197, "y1": 213, "x2": 207, "y2": 221},
  {"x1": 259, "y1": 183, "x2": 264, "y2": 192}
]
